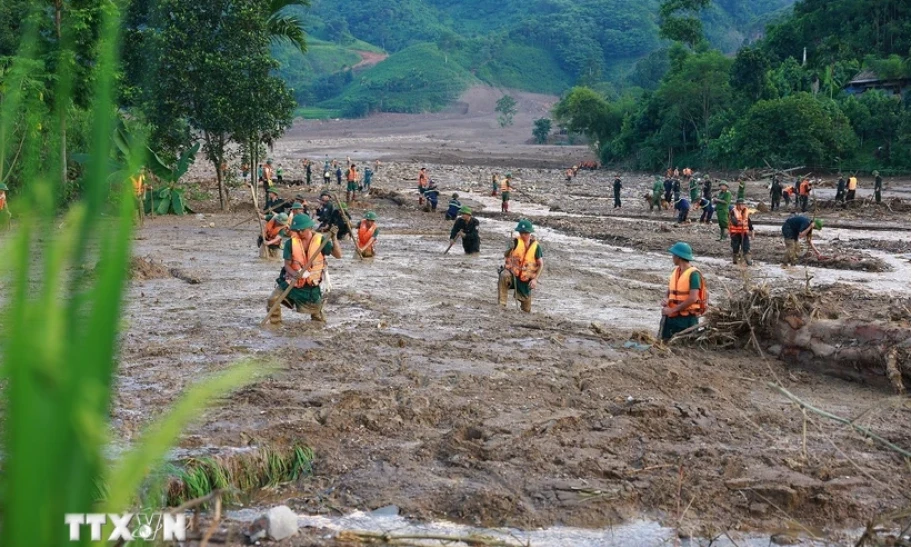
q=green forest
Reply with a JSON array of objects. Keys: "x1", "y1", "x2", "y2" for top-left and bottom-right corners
[
  {"x1": 553, "y1": 0, "x2": 911, "y2": 171},
  {"x1": 274, "y1": 0, "x2": 794, "y2": 118}
]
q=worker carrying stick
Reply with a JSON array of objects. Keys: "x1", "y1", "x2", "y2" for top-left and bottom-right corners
[
  {"x1": 448, "y1": 206, "x2": 480, "y2": 255},
  {"x1": 499, "y1": 219, "x2": 543, "y2": 313}
]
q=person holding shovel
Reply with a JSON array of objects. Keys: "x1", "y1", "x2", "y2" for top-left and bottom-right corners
[
  {"x1": 266, "y1": 214, "x2": 342, "y2": 324},
  {"x1": 355, "y1": 211, "x2": 379, "y2": 258},
  {"x1": 499, "y1": 219, "x2": 543, "y2": 313},
  {"x1": 782, "y1": 216, "x2": 822, "y2": 267},
  {"x1": 661, "y1": 242, "x2": 707, "y2": 340},
  {"x1": 261, "y1": 213, "x2": 290, "y2": 259},
  {"x1": 448, "y1": 206, "x2": 480, "y2": 255}
]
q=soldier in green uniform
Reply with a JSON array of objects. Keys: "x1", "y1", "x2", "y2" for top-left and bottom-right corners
[
  {"x1": 713, "y1": 182, "x2": 733, "y2": 241},
  {"x1": 651, "y1": 178, "x2": 664, "y2": 212},
  {"x1": 266, "y1": 215, "x2": 342, "y2": 324},
  {"x1": 737, "y1": 178, "x2": 746, "y2": 201},
  {"x1": 499, "y1": 219, "x2": 544, "y2": 313},
  {"x1": 688, "y1": 177, "x2": 699, "y2": 202}
]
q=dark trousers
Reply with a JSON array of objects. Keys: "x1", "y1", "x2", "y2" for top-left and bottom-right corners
[
  {"x1": 783, "y1": 194, "x2": 791, "y2": 206},
  {"x1": 613, "y1": 192, "x2": 621, "y2": 208},
  {"x1": 875, "y1": 189, "x2": 882, "y2": 203},
  {"x1": 462, "y1": 235, "x2": 480, "y2": 254},
  {"x1": 771, "y1": 195, "x2": 781, "y2": 211},
  {"x1": 835, "y1": 189, "x2": 844, "y2": 202},
  {"x1": 731, "y1": 233, "x2": 750, "y2": 255},
  {"x1": 699, "y1": 206, "x2": 714, "y2": 223},
  {"x1": 677, "y1": 208, "x2": 689, "y2": 223},
  {"x1": 847, "y1": 189, "x2": 856, "y2": 201},
  {"x1": 799, "y1": 195, "x2": 809, "y2": 212}
]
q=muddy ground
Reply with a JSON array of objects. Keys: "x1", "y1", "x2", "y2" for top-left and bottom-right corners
[{"x1": 117, "y1": 88, "x2": 911, "y2": 545}]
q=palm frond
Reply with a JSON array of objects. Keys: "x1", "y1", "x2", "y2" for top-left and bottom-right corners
[{"x1": 267, "y1": 0, "x2": 309, "y2": 53}]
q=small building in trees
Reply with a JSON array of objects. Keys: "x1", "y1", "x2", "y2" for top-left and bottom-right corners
[{"x1": 844, "y1": 70, "x2": 910, "y2": 97}]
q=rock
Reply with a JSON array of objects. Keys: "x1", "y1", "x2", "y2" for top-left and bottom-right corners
[
  {"x1": 771, "y1": 533, "x2": 800, "y2": 545},
  {"x1": 244, "y1": 516, "x2": 268, "y2": 544},
  {"x1": 767, "y1": 345, "x2": 782, "y2": 356},
  {"x1": 370, "y1": 505, "x2": 400, "y2": 517},
  {"x1": 265, "y1": 505, "x2": 299, "y2": 541}
]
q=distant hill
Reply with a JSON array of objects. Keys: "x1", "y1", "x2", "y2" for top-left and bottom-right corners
[{"x1": 274, "y1": 0, "x2": 795, "y2": 118}]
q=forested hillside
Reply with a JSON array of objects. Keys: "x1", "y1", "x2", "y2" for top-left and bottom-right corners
[
  {"x1": 553, "y1": 0, "x2": 911, "y2": 171},
  {"x1": 274, "y1": 0, "x2": 794, "y2": 118}
]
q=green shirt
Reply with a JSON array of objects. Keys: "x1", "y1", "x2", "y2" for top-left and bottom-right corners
[
  {"x1": 714, "y1": 190, "x2": 732, "y2": 218},
  {"x1": 509, "y1": 239, "x2": 543, "y2": 297}
]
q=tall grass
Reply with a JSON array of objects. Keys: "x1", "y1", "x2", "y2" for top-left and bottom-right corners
[{"x1": 0, "y1": 4, "x2": 264, "y2": 545}]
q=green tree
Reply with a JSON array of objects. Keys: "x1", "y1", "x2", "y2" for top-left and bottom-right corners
[
  {"x1": 732, "y1": 93, "x2": 857, "y2": 166},
  {"x1": 658, "y1": 0, "x2": 711, "y2": 49},
  {"x1": 148, "y1": 0, "x2": 295, "y2": 210},
  {"x1": 730, "y1": 46, "x2": 771, "y2": 101},
  {"x1": 267, "y1": 0, "x2": 309, "y2": 52},
  {"x1": 532, "y1": 117, "x2": 552, "y2": 144},
  {"x1": 495, "y1": 94, "x2": 517, "y2": 127}
]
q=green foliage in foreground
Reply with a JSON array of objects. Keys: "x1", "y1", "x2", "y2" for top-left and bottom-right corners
[{"x1": 0, "y1": 5, "x2": 269, "y2": 546}]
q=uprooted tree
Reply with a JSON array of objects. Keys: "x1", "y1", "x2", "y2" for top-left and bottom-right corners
[{"x1": 673, "y1": 282, "x2": 911, "y2": 393}]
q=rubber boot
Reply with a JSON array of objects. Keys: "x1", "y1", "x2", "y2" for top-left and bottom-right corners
[
  {"x1": 266, "y1": 288, "x2": 284, "y2": 324},
  {"x1": 744, "y1": 253, "x2": 753, "y2": 266},
  {"x1": 520, "y1": 296, "x2": 532, "y2": 313},
  {"x1": 732, "y1": 252, "x2": 739, "y2": 265}
]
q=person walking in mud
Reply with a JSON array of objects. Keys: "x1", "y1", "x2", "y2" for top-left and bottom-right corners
[
  {"x1": 362, "y1": 167, "x2": 374, "y2": 192},
  {"x1": 500, "y1": 173, "x2": 513, "y2": 213},
  {"x1": 663, "y1": 177, "x2": 673, "y2": 205},
  {"x1": 651, "y1": 178, "x2": 664, "y2": 212},
  {"x1": 835, "y1": 174, "x2": 846, "y2": 203},
  {"x1": 847, "y1": 175, "x2": 858, "y2": 201},
  {"x1": 499, "y1": 219, "x2": 543, "y2": 313},
  {"x1": 446, "y1": 193, "x2": 462, "y2": 220},
  {"x1": 491, "y1": 173, "x2": 500, "y2": 197},
  {"x1": 770, "y1": 176, "x2": 783, "y2": 211},
  {"x1": 346, "y1": 163, "x2": 359, "y2": 203},
  {"x1": 449, "y1": 206, "x2": 480, "y2": 254},
  {"x1": 798, "y1": 178, "x2": 812, "y2": 212},
  {"x1": 695, "y1": 196, "x2": 714, "y2": 224},
  {"x1": 672, "y1": 178, "x2": 681, "y2": 202},
  {"x1": 423, "y1": 179, "x2": 440, "y2": 212},
  {"x1": 418, "y1": 167, "x2": 429, "y2": 206},
  {"x1": 305, "y1": 159, "x2": 312, "y2": 187},
  {"x1": 782, "y1": 216, "x2": 822, "y2": 267},
  {"x1": 713, "y1": 182, "x2": 732, "y2": 241},
  {"x1": 316, "y1": 191, "x2": 335, "y2": 229},
  {"x1": 661, "y1": 242, "x2": 707, "y2": 340},
  {"x1": 612, "y1": 177, "x2": 622, "y2": 208},
  {"x1": 323, "y1": 161, "x2": 331, "y2": 186},
  {"x1": 729, "y1": 198, "x2": 754, "y2": 265},
  {"x1": 335, "y1": 164, "x2": 343, "y2": 187},
  {"x1": 355, "y1": 211, "x2": 379, "y2": 258},
  {"x1": 266, "y1": 214, "x2": 342, "y2": 324},
  {"x1": 261, "y1": 213, "x2": 290, "y2": 259},
  {"x1": 702, "y1": 177, "x2": 712, "y2": 200}
]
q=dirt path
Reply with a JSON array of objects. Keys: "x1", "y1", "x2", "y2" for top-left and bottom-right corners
[
  {"x1": 351, "y1": 50, "x2": 389, "y2": 71},
  {"x1": 116, "y1": 168, "x2": 911, "y2": 545}
]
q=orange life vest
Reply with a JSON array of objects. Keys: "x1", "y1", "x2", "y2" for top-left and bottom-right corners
[
  {"x1": 265, "y1": 218, "x2": 283, "y2": 241},
  {"x1": 358, "y1": 222, "x2": 376, "y2": 250},
  {"x1": 130, "y1": 173, "x2": 145, "y2": 197},
  {"x1": 347, "y1": 167, "x2": 357, "y2": 182},
  {"x1": 667, "y1": 266, "x2": 707, "y2": 317},
  {"x1": 264, "y1": 164, "x2": 274, "y2": 180},
  {"x1": 506, "y1": 238, "x2": 539, "y2": 282},
  {"x1": 0, "y1": 193, "x2": 6, "y2": 211},
  {"x1": 418, "y1": 172, "x2": 428, "y2": 188},
  {"x1": 500, "y1": 179, "x2": 511, "y2": 192},
  {"x1": 729, "y1": 207, "x2": 750, "y2": 235},
  {"x1": 848, "y1": 177, "x2": 858, "y2": 190},
  {"x1": 799, "y1": 180, "x2": 810, "y2": 196},
  {"x1": 289, "y1": 233, "x2": 325, "y2": 288}
]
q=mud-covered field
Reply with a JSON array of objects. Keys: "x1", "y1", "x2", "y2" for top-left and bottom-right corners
[{"x1": 115, "y1": 92, "x2": 911, "y2": 546}]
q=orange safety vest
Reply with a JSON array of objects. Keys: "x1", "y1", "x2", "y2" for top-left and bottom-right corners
[
  {"x1": 500, "y1": 179, "x2": 511, "y2": 192},
  {"x1": 264, "y1": 164, "x2": 274, "y2": 180},
  {"x1": 0, "y1": 193, "x2": 6, "y2": 211},
  {"x1": 848, "y1": 177, "x2": 858, "y2": 190},
  {"x1": 347, "y1": 167, "x2": 357, "y2": 182},
  {"x1": 418, "y1": 172, "x2": 428, "y2": 188},
  {"x1": 358, "y1": 222, "x2": 376, "y2": 247},
  {"x1": 667, "y1": 266, "x2": 707, "y2": 317},
  {"x1": 130, "y1": 173, "x2": 145, "y2": 197},
  {"x1": 265, "y1": 218, "x2": 283, "y2": 241},
  {"x1": 289, "y1": 233, "x2": 325, "y2": 288},
  {"x1": 506, "y1": 238, "x2": 539, "y2": 282},
  {"x1": 799, "y1": 180, "x2": 810, "y2": 196},
  {"x1": 729, "y1": 207, "x2": 750, "y2": 235}
]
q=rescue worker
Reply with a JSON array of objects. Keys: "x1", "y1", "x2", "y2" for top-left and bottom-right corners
[
  {"x1": 674, "y1": 197, "x2": 690, "y2": 223},
  {"x1": 663, "y1": 178, "x2": 673, "y2": 205},
  {"x1": 847, "y1": 175, "x2": 858, "y2": 201},
  {"x1": 737, "y1": 178, "x2": 746, "y2": 201},
  {"x1": 335, "y1": 164, "x2": 343, "y2": 186},
  {"x1": 873, "y1": 171, "x2": 882, "y2": 203},
  {"x1": 661, "y1": 242, "x2": 707, "y2": 340},
  {"x1": 262, "y1": 213, "x2": 290, "y2": 259},
  {"x1": 770, "y1": 177, "x2": 783, "y2": 211},
  {"x1": 612, "y1": 177, "x2": 622, "y2": 208},
  {"x1": 500, "y1": 173, "x2": 513, "y2": 212},
  {"x1": 689, "y1": 176, "x2": 699, "y2": 202},
  {"x1": 835, "y1": 174, "x2": 846, "y2": 203},
  {"x1": 782, "y1": 186, "x2": 794, "y2": 208},
  {"x1": 799, "y1": 178, "x2": 811, "y2": 212},
  {"x1": 0, "y1": 182, "x2": 10, "y2": 229},
  {"x1": 499, "y1": 219, "x2": 543, "y2": 313},
  {"x1": 418, "y1": 167, "x2": 429, "y2": 205},
  {"x1": 315, "y1": 192, "x2": 335, "y2": 229},
  {"x1": 355, "y1": 211, "x2": 379, "y2": 258},
  {"x1": 713, "y1": 182, "x2": 732, "y2": 241},
  {"x1": 696, "y1": 196, "x2": 714, "y2": 224},
  {"x1": 782, "y1": 216, "x2": 822, "y2": 266},
  {"x1": 264, "y1": 188, "x2": 290, "y2": 214},
  {"x1": 276, "y1": 164, "x2": 284, "y2": 184},
  {"x1": 729, "y1": 198, "x2": 754, "y2": 265},
  {"x1": 702, "y1": 177, "x2": 712, "y2": 200},
  {"x1": 424, "y1": 179, "x2": 440, "y2": 212},
  {"x1": 446, "y1": 193, "x2": 462, "y2": 220},
  {"x1": 565, "y1": 167, "x2": 574, "y2": 183},
  {"x1": 266, "y1": 214, "x2": 342, "y2": 324},
  {"x1": 346, "y1": 163, "x2": 359, "y2": 203},
  {"x1": 492, "y1": 173, "x2": 500, "y2": 196},
  {"x1": 264, "y1": 159, "x2": 275, "y2": 184},
  {"x1": 288, "y1": 202, "x2": 308, "y2": 224},
  {"x1": 449, "y1": 206, "x2": 480, "y2": 254},
  {"x1": 305, "y1": 159, "x2": 312, "y2": 186},
  {"x1": 323, "y1": 161, "x2": 331, "y2": 185},
  {"x1": 131, "y1": 169, "x2": 146, "y2": 224},
  {"x1": 325, "y1": 201, "x2": 352, "y2": 241},
  {"x1": 673, "y1": 167, "x2": 680, "y2": 179},
  {"x1": 672, "y1": 178, "x2": 681, "y2": 202},
  {"x1": 363, "y1": 167, "x2": 373, "y2": 191},
  {"x1": 651, "y1": 178, "x2": 664, "y2": 212}
]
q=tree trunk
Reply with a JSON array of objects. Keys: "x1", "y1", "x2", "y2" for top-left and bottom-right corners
[{"x1": 56, "y1": 0, "x2": 67, "y2": 187}]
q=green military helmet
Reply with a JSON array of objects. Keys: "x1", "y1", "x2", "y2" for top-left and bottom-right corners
[
  {"x1": 459, "y1": 206, "x2": 472, "y2": 215},
  {"x1": 452, "y1": 193, "x2": 459, "y2": 199},
  {"x1": 736, "y1": 198, "x2": 745, "y2": 204},
  {"x1": 274, "y1": 213, "x2": 290, "y2": 225},
  {"x1": 266, "y1": 158, "x2": 273, "y2": 164},
  {"x1": 320, "y1": 190, "x2": 331, "y2": 198},
  {"x1": 364, "y1": 211, "x2": 378, "y2": 221},
  {"x1": 295, "y1": 193, "x2": 306, "y2": 201},
  {"x1": 872, "y1": 170, "x2": 880, "y2": 177},
  {"x1": 290, "y1": 202, "x2": 304, "y2": 211},
  {"x1": 668, "y1": 241, "x2": 694, "y2": 261},
  {"x1": 0, "y1": 182, "x2": 8, "y2": 191},
  {"x1": 813, "y1": 218, "x2": 824, "y2": 230},
  {"x1": 267, "y1": 188, "x2": 278, "y2": 195},
  {"x1": 515, "y1": 219, "x2": 534, "y2": 233},
  {"x1": 505, "y1": 172, "x2": 513, "y2": 178},
  {"x1": 339, "y1": 202, "x2": 348, "y2": 210},
  {"x1": 290, "y1": 214, "x2": 315, "y2": 231}
]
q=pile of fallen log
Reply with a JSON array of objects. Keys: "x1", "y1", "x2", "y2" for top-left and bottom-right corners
[{"x1": 673, "y1": 283, "x2": 911, "y2": 393}]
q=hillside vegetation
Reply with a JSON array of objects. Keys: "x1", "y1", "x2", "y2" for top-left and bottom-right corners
[{"x1": 275, "y1": 0, "x2": 795, "y2": 117}]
